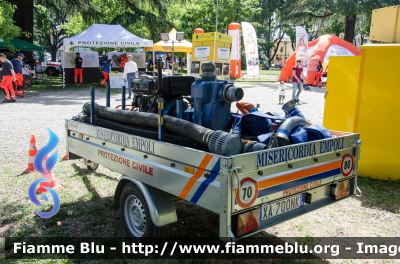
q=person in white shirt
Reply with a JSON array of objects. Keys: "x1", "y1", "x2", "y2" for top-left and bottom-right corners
[
  {"x1": 123, "y1": 55, "x2": 138, "y2": 99},
  {"x1": 274, "y1": 81, "x2": 290, "y2": 105}
]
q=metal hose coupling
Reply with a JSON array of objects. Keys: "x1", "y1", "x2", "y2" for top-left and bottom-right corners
[
  {"x1": 82, "y1": 102, "x2": 91, "y2": 115},
  {"x1": 201, "y1": 130, "x2": 214, "y2": 146},
  {"x1": 223, "y1": 84, "x2": 244, "y2": 103},
  {"x1": 208, "y1": 130, "x2": 243, "y2": 156}
]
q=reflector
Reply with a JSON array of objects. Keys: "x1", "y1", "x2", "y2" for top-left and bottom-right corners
[{"x1": 236, "y1": 208, "x2": 260, "y2": 237}]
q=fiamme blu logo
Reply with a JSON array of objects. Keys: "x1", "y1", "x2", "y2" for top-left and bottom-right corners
[{"x1": 27, "y1": 129, "x2": 61, "y2": 218}]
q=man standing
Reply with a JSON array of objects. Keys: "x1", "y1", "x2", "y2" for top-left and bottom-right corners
[
  {"x1": 11, "y1": 53, "x2": 34, "y2": 97},
  {"x1": 313, "y1": 60, "x2": 323, "y2": 87},
  {"x1": 123, "y1": 55, "x2": 137, "y2": 99},
  {"x1": 292, "y1": 59, "x2": 304, "y2": 102},
  {"x1": 166, "y1": 53, "x2": 172, "y2": 69},
  {"x1": 147, "y1": 55, "x2": 154, "y2": 71},
  {"x1": 0, "y1": 53, "x2": 16, "y2": 103},
  {"x1": 155, "y1": 56, "x2": 164, "y2": 70},
  {"x1": 74, "y1": 53, "x2": 83, "y2": 84}
]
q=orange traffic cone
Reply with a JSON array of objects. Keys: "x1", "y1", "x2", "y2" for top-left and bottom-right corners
[
  {"x1": 36, "y1": 156, "x2": 63, "y2": 193},
  {"x1": 24, "y1": 135, "x2": 38, "y2": 173}
]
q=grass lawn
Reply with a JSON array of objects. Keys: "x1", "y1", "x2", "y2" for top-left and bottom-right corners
[
  {"x1": 172, "y1": 68, "x2": 282, "y2": 79},
  {"x1": 241, "y1": 69, "x2": 281, "y2": 76},
  {"x1": 232, "y1": 70, "x2": 281, "y2": 84},
  {"x1": 29, "y1": 74, "x2": 123, "y2": 96}
]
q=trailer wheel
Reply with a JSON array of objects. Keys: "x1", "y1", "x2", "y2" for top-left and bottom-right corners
[
  {"x1": 86, "y1": 163, "x2": 99, "y2": 171},
  {"x1": 46, "y1": 67, "x2": 59, "y2": 76},
  {"x1": 120, "y1": 183, "x2": 165, "y2": 241}
]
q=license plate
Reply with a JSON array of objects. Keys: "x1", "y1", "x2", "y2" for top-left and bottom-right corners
[
  {"x1": 321, "y1": 77, "x2": 327, "y2": 82},
  {"x1": 260, "y1": 194, "x2": 304, "y2": 222}
]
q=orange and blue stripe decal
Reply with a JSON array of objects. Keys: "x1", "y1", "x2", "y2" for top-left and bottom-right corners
[
  {"x1": 179, "y1": 154, "x2": 213, "y2": 199},
  {"x1": 238, "y1": 160, "x2": 342, "y2": 202},
  {"x1": 190, "y1": 159, "x2": 220, "y2": 204}
]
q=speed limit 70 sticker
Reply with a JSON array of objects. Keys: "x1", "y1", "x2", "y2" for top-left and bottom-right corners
[
  {"x1": 340, "y1": 154, "x2": 354, "y2": 177},
  {"x1": 234, "y1": 177, "x2": 259, "y2": 208}
]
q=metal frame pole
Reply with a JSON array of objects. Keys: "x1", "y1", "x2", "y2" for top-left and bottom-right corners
[
  {"x1": 157, "y1": 98, "x2": 165, "y2": 141},
  {"x1": 213, "y1": 0, "x2": 219, "y2": 63},
  {"x1": 106, "y1": 85, "x2": 110, "y2": 107},
  {"x1": 152, "y1": 48, "x2": 155, "y2": 74},
  {"x1": 176, "y1": 100, "x2": 182, "y2": 119},
  {"x1": 122, "y1": 86, "x2": 126, "y2": 110},
  {"x1": 62, "y1": 68, "x2": 65, "y2": 89},
  {"x1": 172, "y1": 41, "x2": 175, "y2": 75},
  {"x1": 90, "y1": 86, "x2": 95, "y2": 125}
]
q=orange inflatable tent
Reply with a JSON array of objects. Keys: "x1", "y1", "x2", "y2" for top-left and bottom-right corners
[{"x1": 279, "y1": 34, "x2": 361, "y2": 85}]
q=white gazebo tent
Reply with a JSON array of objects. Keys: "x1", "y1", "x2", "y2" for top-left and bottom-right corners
[
  {"x1": 63, "y1": 24, "x2": 153, "y2": 49},
  {"x1": 62, "y1": 24, "x2": 154, "y2": 87}
]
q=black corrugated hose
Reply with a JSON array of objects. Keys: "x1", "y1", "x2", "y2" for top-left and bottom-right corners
[
  {"x1": 82, "y1": 117, "x2": 208, "y2": 151},
  {"x1": 83, "y1": 103, "x2": 214, "y2": 147}
]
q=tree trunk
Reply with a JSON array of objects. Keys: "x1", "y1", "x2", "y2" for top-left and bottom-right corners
[
  {"x1": 51, "y1": 47, "x2": 57, "y2": 62},
  {"x1": 47, "y1": 33, "x2": 58, "y2": 62},
  {"x1": 6, "y1": 0, "x2": 34, "y2": 42},
  {"x1": 267, "y1": 17, "x2": 271, "y2": 61},
  {"x1": 344, "y1": 14, "x2": 356, "y2": 44},
  {"x1": 360, "y1": 33, "x2": 365, "y2": 46}
]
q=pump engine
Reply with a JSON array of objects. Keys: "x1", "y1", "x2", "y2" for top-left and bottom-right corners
[{"x1": 131, "y1": 60, "x2": 243, "y2": 131}]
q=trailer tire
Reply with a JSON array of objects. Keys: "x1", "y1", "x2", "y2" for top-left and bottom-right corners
[
  {"x1": 46, "y1": 67, "x2": 59, "y2": 76},
  {"x1": 120, "y1": 183, "x2": 165, "y2": 241},
  {"x1": 86, "y1": 163, "x2": 99, "y2": 171}
]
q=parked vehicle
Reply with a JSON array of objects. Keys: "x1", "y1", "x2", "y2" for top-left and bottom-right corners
[{"x1": 35, "y1": 61, "x2": 62, "y2": 76}]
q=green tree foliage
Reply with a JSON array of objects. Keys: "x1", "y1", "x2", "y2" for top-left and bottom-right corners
[
  {"x1": 27, "y1": 0, "x2": 400, "y2": 64},
  {"x1": 61, "y1": 15, "x2": 86, "y2": 37},
  {"x1": 282, "y1": 0, "x2": 400, "y2": 44},
  {"x1": 34, "y1": 0, "x2": 102, "y2": 60},
  {"x1": 34, "y1": 0, "x2": 185, "y2": 59},
  {"x1": 171, "y1": 0, "x2": 260, "y2": 69},
  {"x1": 319, "y1": 13, "x2": 345, "y2": 37},
  {"x1": 355, "y1": 12, "x2": 370, "y2": 45},
  {"x1": 253, "y1": 0, "x2": 293, "y2": 64},
  {"x1": 0, "y1": 0, "x2": 25, "y2": 48},
  {"x1": 89, "y1": 0, "x2": 185, "y2": 40},
  {"x1": 171, "y1": 0, "x2": 261, "y2": 41}
]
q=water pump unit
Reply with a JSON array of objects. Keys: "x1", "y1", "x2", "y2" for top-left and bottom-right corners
[
  {"x1": 191, "y1": 62, "x2": 243, "y2": 130},
  {"x1": 131, "y1": 59, "x2": 243, "y2": 131}
]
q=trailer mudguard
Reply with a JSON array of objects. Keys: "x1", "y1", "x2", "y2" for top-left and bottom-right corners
[{"x1": 114, "y1": 176, "x2": 178, "y2": 227}]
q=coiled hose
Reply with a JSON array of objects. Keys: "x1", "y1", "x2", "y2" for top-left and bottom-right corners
[{"x1": 241, "y1": 112, "x2": 272, "y2": 137}]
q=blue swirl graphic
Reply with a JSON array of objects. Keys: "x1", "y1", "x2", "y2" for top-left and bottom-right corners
[
  {"x1": 34, "y1": 128, "x2": 59, "y2": 174},
  {"x1": 28, "y1": 178, "x2": 60, "y2": 218}
]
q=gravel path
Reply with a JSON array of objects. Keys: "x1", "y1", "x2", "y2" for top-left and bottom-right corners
[{"x1": 0, "y1": 88, "x2": 112, "y2": 165}]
